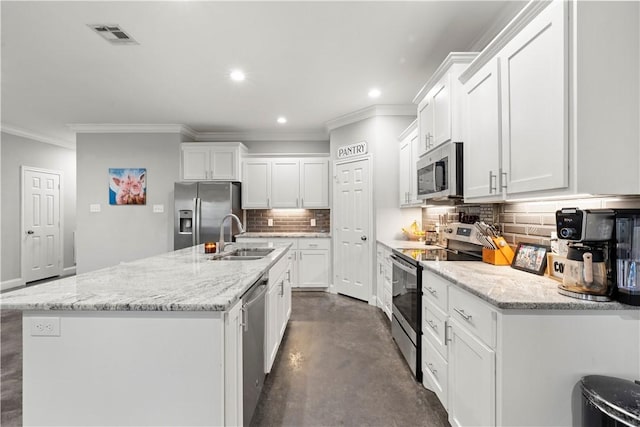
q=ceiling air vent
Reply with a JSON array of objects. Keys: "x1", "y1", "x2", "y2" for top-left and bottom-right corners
[{"x1": 89, "y1": 24, "x2": 138, "y2": 45}]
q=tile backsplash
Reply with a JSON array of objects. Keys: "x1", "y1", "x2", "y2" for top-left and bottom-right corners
[
  {"x1": 421, "y1": 196, "x2": 640, "y2": 248},
  {"x1": 245, "y1": 209, "x2": 330, "y2": 233}
]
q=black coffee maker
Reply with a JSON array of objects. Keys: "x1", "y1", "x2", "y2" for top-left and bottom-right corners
[{"x1": 556, "y1": 208, "x2": 615, "y2": 301}]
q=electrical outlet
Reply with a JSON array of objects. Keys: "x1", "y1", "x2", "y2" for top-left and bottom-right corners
[
  {"x1": 31, "y1": 317, "x2": 60, "y2": 336},
  {"x1": 268, "y1": 218, "x2": 273, "y2": 226},
  {"x1": 310, "y1": 218, "x2": 316, "y2": 227}
]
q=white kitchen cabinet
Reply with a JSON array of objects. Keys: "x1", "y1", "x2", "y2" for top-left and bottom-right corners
[
  {"x1": 375, "y1": 243, "x2": 393, "y2": 320},
  {"x1": 300, "y1": 159, "x2": 330, "y2": 208},
  {"x1": 462, "y1": 58, "x2": 502, "y2": 201},
  {"x1": 271, "y1": 159, "x2": 300, "y2": 208},
  {"x1": 398, "y1": 120, "x2": 421, "y2": 207},
  {"x1": 242, "y1": 157, "x2": 329, "y2": 209},
  {"x1": 499, "y1": 0, "x2": 567, "y2": 196},
  {"x1": 236, "y1": 237, "x2": 331, "y2": 289},
  {"x1": 242, "y1": 160, "x2": 271, "y2": 208},
  {"x1": 181, "y1": 142, "x2": 246, "y2": 181},
  {"x1": 297, "y1": 238, "x2": 330, "y2": 288},
  {"x1": 414, "y1": 53, "x2": 478, "y2": 157},
  {"x1": 448, "y1": 318, "x2": 496, "y2": 427},
  {"x1": 265, "y1": 253, "x2": 290, "y2": 373},
  {"x1": 460, "y1": 0, "x2": 639, "y2": 200}
]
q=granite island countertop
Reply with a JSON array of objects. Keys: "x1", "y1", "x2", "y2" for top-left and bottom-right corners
[
  {"x1": 422, "y1": 260, "x2": 635, "y2": 311},
  {"x1": 0, "y1": 243, "x2": 291, "y2": 312}
]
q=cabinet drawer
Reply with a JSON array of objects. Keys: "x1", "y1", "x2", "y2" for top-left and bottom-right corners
[
  {"x1": 422, "y1": 336, "x2": 448, "y2": 410},
  {"x1": 422, "y1": 270, "x2": 449, "y2": 312},
  {"x1": 449, "y1": 286, "x2": 496, "y2": 348},
  {"x1": 298, "y1": 238, "x2": 330, "y2": 250},
  {"x1": 422, "y1": 297, "x2": 447, "y2": 360}
]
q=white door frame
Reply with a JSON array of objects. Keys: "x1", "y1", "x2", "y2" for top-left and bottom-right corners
[
  {"x1": 21, "y1": 165, "x2": 64, "y2": 285},
  {"x1": 331, "y1": 155, "x2": 375, "y2": 305}
]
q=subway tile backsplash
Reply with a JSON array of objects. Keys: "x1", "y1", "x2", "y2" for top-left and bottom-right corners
[
  {"x1": 422, "y1": 196, "x2": 640, "y2": 249},
  {"x1": 245, "y1": 209, "x2": 330, "y2": 233}
]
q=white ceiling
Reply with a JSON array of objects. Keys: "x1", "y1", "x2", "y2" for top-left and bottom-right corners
[{"x1": 1, "y1": 1, "x2": 526, "y2": 149}]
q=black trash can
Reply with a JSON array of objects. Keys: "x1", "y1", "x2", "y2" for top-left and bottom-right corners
[{"x1": 581, "y1": 375, "x2": 640, "y2": 426}]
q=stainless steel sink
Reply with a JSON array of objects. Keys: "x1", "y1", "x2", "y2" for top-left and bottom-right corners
[{"x1": 211, "y1": 247, "x2": 274, "y2": 261}]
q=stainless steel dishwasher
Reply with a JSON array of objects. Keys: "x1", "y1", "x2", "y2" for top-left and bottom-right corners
[{"x1": 242, "y1": 275, "x2": 267, "y2": 426}]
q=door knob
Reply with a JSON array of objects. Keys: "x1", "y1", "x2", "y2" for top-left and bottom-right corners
[
  {"x1": 26, "y1": 230, "x2": 34, "y2": 235},
  {"x1": 361, "y1": 235, "x2": 367, "y2": 241}
]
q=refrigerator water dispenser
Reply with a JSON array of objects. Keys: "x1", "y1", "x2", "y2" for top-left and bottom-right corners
[{"x1": 179, "y1": 210, "x2": 193, "y2": 234}]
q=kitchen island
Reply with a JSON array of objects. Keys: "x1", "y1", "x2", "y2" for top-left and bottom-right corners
[{"x1": 0, "y1": 242, "x2": 291, "y2": 426}]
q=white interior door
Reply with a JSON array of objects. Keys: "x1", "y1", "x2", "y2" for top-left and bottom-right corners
[
  {"x1": 333, "y1": 158, "x2": 371, "y2": 302},
  {"x1": 23, "y1": 167, "x2": 62, "y2": 283}
]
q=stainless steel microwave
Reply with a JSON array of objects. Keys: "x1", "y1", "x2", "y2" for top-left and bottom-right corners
[{"x1": 416, "y1": 141, "x2": 463, "y2": 200}]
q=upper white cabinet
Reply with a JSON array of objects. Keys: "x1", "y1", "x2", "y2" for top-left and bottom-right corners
[
  {"x1": 242, "y1": 157, "x2": 330, "y2": 209},
  {"x1": 181, "y1": 142, "x2": 246, "y2": 181},
  {"x1": 460, "y1": 0, "x2": 640, "y2": 200},
  {"x1": 414, "y1": 53, "x2": 478, "y2": 157},
  {"x1": 462, "y1": 58, "x2": 503, "y2": 201},
  {"x1": 398, "y1": 120, "x2": 421, "y2": 207}
]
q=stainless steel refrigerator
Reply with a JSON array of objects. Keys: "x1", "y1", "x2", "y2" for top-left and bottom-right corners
[{"x1": 174, "y1": 182, "x2": 242, "y2": 250}]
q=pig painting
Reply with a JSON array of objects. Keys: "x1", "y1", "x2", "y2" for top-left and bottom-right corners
[{"x1": 108, "y1": 168, "x2": 147, "y2": 205}]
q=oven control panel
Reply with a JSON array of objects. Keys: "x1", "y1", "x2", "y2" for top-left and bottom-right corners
[{"x1": 441, "y1": 222, "x2": 485, "y2": 247}]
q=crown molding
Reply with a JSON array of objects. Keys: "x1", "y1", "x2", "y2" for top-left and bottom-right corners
[
  {"x1": 1, "y1": 124, "x2": 74, "y2": 149},
  {"x1": 398, "y1": 119, "x2": 418, "y2": 141},
  {"x1": 67, "y1": 123, "x2": 198, "y2": 139},
  {"x1": 325, "y1": 104, "x2": 416, "y2": 132},
  {"x1": 412, "y1": 52, "x2": 479, "y2": 103},
  {"x1": 193, "y1": 130, "x2": 328, "y2": 142},
  {"x1": 459, "y1": 0, "x2": 552, "y2": 84}
]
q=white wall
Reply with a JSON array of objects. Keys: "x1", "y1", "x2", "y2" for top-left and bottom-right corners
[
  {"x1": 75, "y1": 133, "x2": 181, "y2": 274},
  {"x1": 1, "y1": 132, "x2": 76, "y2": 285},
  {"x1": 329, "y1": 115, "x2": 418, "y2": 242}
]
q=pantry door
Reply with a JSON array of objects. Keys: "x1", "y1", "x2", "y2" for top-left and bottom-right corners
[
  {"x1": 22, "y1": 167, "x2": 62, "y2": 283},
  {"x1": 333, "y1": 158, "x2": 372, "y2": 303}
]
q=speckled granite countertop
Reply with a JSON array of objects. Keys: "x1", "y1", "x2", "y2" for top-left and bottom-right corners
[
  {"x1": 0, "y1": 243, "x2": 291, "y2": 312},
  {"x1": 239, "y1": 232, "x2": 331, "y2": 238},
  {"x1": 422, "y1": 261, "x2": 635, "y2": 311}
]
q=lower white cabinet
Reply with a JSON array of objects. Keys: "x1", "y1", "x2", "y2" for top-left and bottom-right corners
[
  {"x1": 237, "y1": 237, "x2": 331, "y2": 289},
  {"x1": 448, "y1": 318, "x2": 496, "y2": 427},
  {"x1": 376, "y1": 243, "x2": 392, "y2": 320},
  {"x1": 422, "y1": 268, "x2": 640, "y2": 426},
  {"x1": 224, "y1": 300, "x2": 243, "y2": 426},
  {"x1": 265, "y1": 253, "x2": 292, "y2": 373}
]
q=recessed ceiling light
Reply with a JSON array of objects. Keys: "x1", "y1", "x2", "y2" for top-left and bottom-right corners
[
  {"x1": 368, "y1": 88, "x2": 381, "y2": 98},
  {"x1": 277, "y1": 117, "x2": 287, "y2": 124},
  {"x1": 230, "y1": 70, "x2": 245, "y2": 82}
]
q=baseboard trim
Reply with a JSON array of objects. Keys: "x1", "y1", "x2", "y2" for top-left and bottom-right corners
[
  {"x1": 1, "y1": 278, "x2": 25, "y2": 292},
  {"x1": 62, "y1": 266, "x2": 76, "y2": 277}
]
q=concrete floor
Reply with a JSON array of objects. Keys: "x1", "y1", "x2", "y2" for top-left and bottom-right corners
[
  {"x1": 0, "y1": 292, "x2": 449, "y2": 426},
  {"x1": 250, "y1": 292, "x2": 449, "y2": 426}
]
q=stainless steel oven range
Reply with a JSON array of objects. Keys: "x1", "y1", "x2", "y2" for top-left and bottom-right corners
[{"x1": 390, "y1": 222, "x2": 484, "y2": 382}]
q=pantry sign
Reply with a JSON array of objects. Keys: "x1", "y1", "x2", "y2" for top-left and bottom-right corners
[{"x1": 337, "y1": 141, "x2": 368, "y2": 159}]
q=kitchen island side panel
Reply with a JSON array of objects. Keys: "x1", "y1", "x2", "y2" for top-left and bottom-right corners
[
  {"x1": 23, "y1": 310, "x2": 225, "y2": 426},
  {"x1": 496, "y1": 309, "x2": 640, "y2": 427}
]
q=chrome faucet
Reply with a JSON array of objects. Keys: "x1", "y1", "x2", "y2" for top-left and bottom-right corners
[{"x1": 218, "y1": 213, "x2": 245, "y2": 252}]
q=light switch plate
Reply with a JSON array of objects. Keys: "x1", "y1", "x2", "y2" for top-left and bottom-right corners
[
  {"x1": 153, "y1": 204, "x2": 164, "y2": 213},
  {"x1": 89, "y1": 204, "x2": 101, "y2": 213}
]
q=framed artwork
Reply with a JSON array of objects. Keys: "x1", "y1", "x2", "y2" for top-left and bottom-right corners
[
  {"x1": 511, "y1": 242, "x2": 550, "y2": 275},
  {"x1": 109, "y1": 168, "x2": 146, "y2": 205}
]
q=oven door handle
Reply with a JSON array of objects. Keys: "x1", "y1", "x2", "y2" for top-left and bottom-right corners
[{"x1": 390, "y1": 255, "x2": 417, "y2": 275}]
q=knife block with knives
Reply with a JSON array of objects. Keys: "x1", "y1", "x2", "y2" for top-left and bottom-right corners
[{"x1": 482, "y1": 236, "x2": 515, "y2": 265}]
